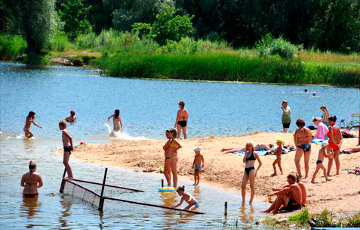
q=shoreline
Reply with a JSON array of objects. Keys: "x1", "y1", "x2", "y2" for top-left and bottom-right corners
[{"x1": 57, "y1": 132, "x2": 360, "y2": 219}]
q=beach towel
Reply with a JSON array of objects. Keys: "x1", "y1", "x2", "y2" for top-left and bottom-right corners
[
  {"x1": 312, "y1": 139, "x2": 324, "y2": 144},
  {"x1": 234, "y1": 150, "x2": 268, "y2": 156}
]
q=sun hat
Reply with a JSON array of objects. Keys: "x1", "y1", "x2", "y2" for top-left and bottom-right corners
[{"x1": 193, "y1": 147, "x2": 201, "y2": 152}]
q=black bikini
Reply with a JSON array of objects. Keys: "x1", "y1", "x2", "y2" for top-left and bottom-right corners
[{"x1": 245, "y1": 152, "x2": 256, "y2": 175}]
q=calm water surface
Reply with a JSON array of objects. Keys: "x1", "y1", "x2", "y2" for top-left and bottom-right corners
[{"x1": 0, "y1": 62, "x2": 358, "y2": 229}]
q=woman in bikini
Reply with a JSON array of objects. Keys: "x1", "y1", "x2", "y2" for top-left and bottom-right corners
[
  {"x1": 175, "y1": 101, "x2": 188, "y2": 139},
  {"x1": 108, "y1": 109, "x2": 123, "y2": 132},
  {"x1": 162, "y1": 130, "x2": 173, "y2": 187},
  {"x1": 294, "y1": 119, "x2": 312, "y2": 178},
  {"x1": 21, "y1": 161, "x2": 43, "y2": 198},
  {"x1": 241, "y1": 143, "x2": 262, "y2": 206},
  {"x1": 168, "y1": 129, "x2": 182, "y2": 188},
  {"x1": 327, "y1": 116, "x2": 343, "y2": 176}
]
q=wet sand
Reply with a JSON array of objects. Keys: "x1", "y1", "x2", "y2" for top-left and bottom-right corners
[{"x1": 62, "y1": 132, "x2": 360, "y2": 217}]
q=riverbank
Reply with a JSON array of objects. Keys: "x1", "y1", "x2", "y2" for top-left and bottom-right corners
[{"x1": 60, "y1": 132, "x2": 360, "y2": 219}]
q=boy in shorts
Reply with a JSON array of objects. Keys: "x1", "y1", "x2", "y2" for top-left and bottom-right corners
[
  {"x1": 192, "y1": 147, "x2": 204, "y2": 186},
  {"x1": 311, "y1": 142, "x2": 331, "y2": 183},
  {"x1": 59, "y1": 120, "x2": 74, "y2": 179}
]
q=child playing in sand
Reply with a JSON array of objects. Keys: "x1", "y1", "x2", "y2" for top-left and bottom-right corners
[
  {"x1": 59, "y1": 120, "x2": 74, "y2": 179},
  {"x1": 192, "y1": 147, "x2": 204, "y2": 186},
  {"x1": 24, "y1": 111, "x2": 42, "y2": 138},
  {"x1": 65, "y1": 110, "x2": 76, "y2": 122},
  {"x1": 271, "y1": 139, "x2": 284, "y2": 176},
  {"x1": 172, "y1": 186, "x2": 199, "y2": 211},
  {"x1": 311, "y1": 142, "x2": 332, "y2": 183},
  {"x1": 108, "y1": 109, "x2": 123, "y2": 132}
]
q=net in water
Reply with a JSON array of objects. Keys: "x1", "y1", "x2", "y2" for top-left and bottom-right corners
[{"x1": 62, "y1": 180, "x2": 101, "y2": 207}]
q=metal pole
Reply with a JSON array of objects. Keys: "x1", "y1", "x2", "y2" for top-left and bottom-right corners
[
  {"x1": 59, "y1": 168, "x2": 67, "y2": 193},
  {"x1": 161, "y1": 179, "x2": 164, "y2": 188},
  {"x1": 98, "y1": 168, "x2": 108, "y2": 211},
  {"x1": 224, "y1": 202, "x2": 228, "y2": 216}
]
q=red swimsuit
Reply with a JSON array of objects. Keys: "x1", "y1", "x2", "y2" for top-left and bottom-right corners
[{"x1": 327, "y1": 127, "x2": 341, "y2": 150}]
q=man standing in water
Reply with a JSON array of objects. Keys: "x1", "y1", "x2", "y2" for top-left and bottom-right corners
[
  {"x1": 175, "y1": 101, "x2": 188, "y2": 139},
  {"x1": 21, "y1": 161, "x2": 43, "y2": 198},
  {"x1": 281, "y1": 100, "x2": 291, "y2": 133}
]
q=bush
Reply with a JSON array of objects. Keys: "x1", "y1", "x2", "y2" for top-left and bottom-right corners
[
  {"x1": 256, "y1": 33, "x2": 300, "y2": 59},
  {"x1": 49, "y1": 30, "x2": 70, "y2": 52},
  {"x1": 289, "y1": 208, "x2": 310, "y2": 225},
  {"x1": 0, "y1": 34, "x2": 27, "y2": 60}
]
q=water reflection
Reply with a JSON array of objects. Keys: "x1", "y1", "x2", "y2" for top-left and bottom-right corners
[
  {"x1": 23, "y1": 138, "x2": 35, "y2": 153},
  {"x1": 239, "y1": 205, "x2": 255, "y2": 223},
  {"x1": 21, "y1": 197, "x2": 41, "y2": 222},
  {"x1": 59, "y1": 195, "x2": 72, "y2": 229}
]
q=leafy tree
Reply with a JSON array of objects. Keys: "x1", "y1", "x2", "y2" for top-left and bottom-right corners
[{"x1": 57, "y1": 0, "x2": 92, "y2": 40}]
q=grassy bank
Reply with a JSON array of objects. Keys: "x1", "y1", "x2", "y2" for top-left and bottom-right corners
[{"x1": 93, "y1": 52, "x2": 359, "y2": 86}]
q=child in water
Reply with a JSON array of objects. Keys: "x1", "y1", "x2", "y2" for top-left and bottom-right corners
[
  {"x1": 108, "y1": 109, "x2": 123, "y2": 132},
  {"x1": 271, "y1": 139, "x2": 284, "y2": 176},
  {"x1": 24, "y1": 111, "x2": 42, "y2": 138},
  {"x1": 65, "y1": 110, "x2": 76, "y2": 122},
  {"x1": 311, "y1": 142, "x2": 332, "y2": 183},
  {"x1": 59, "y1": 120, "x2": 74, "y2": 179},
  {"x1": 172, "y1": 186, "x2": 199, "y2": 211},
  {"x1": 192, "y1": 147, "x2": 204, "y2": 186}
]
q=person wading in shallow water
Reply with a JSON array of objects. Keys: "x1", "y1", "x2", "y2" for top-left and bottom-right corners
[
  {"x1": 175, "y1": 101, "x2": 188, "y2": 139},
  {"x1": 21, "y1": 161, "x2": 43, "y2": 198}
]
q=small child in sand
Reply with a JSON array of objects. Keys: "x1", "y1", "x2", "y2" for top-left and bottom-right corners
[
  {"x1": 59, "y1": 120, "x2": 73, "y2": 179},
  {"x1": 311, "y1": 142, "x2": 332, "y2": 183},
  {"x1": 24, "y1": 111, "x2": 42, "y2": 138},
  {"x1": 65, "y1": 110, "x2": 76, "y2": 122},
  {"x1": 271, "y1": 139, "x2": 284, "y2": 176},
  {"x1": 172, "y1": 186, "x2": 199, "y2": 211},
  {"x1": 192, "y1": 147, "x2": 204, "y2": 186}
]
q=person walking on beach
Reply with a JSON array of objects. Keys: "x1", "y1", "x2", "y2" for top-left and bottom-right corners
[
  {"x1": 168, "y1": 129, "x2": 182, "y2": 188},
  {"x1": 192, "y1": 147, "x2": 204, "y2": 186},
  {"x1": 59, "y1": 120, "x2": 74, "y2": 179},
  {"x1": 65, "y1": 110, "x2": 76, "y2": 122},
  {"x1": 21, "y1": 161, "x2": 43, "y2": 198},
  {"x1": 175, "y1": 101, "x2": 188, "y2": 139},
  {"x1": 108, "y1": 109, "x2": 123, "y2": 132},
  {"x1": 241, "y1": 143, "x2": 262, "y2": 206},
  {"x1": 162, "y1": 129, "x2": 173, "y2": 187},
  {"x1": 271, "y1": 139, "x2": 284, "y2": 176},
  {"x1": 294, "y1": 119, "x2": 312, "y2": 178},
  {"x1": 281, "y1": 100, "x2": 291, "y2": 133},
  {"x1": 24, "y1": 111, "x2": 42, "y2": 138},
  {"x1": 311, "y1": 142, "x2": 331, "y2": 183},
  {"x1": 312, "y1": 117, "x2": 329, "y2": 140},
  {"x1": 320, "y1": 105, "x2": 330, "y2": 126},
  {"x1": 327, "y1": 116, "x2": 343, "y2": 176}
]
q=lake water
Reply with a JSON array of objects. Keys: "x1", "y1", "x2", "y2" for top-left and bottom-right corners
[{"x1": 0, "y1": 62, "x2": 358, "y2": 229}]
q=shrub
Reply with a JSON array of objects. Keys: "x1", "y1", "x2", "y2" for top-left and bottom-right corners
[
  {"x1": 256, "y1": 33, "x2": 300, "y2": 59},
  {"x1": 49, "y1": 30, "x2": 70, "y2": 52},
  {"x1": 289, "y1": 207, "x2": 310, "y2": 225},
  {"x1": 0, "y1": 34, "x2": 27, "y2": 60}
]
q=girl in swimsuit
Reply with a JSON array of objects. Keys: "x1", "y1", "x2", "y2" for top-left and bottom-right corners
[
  {"x1": 326, "y1": 116, "x2": 343, "y2": 176},
  {"x1": 241, "y1": 143, "x2": 262, "y2": 206},
  {"x1": 162, "y1": 130, "x2": 173, "y2": 187},
  {"x1": 23, "y1": 111, "x2": 42, "y2": 138},
  {"x1": 108, "y1": 109, "x2": 123, "y2": 132},
  {"x1": 174, "y1": 101, "x2": 188, "y2": 139},
  {"x1": 21, "y1": 161, "x2": 43, "y2": 198},
  {"x1": 173, "y1": 186, "x2": 199, "y2": 211},
  {"x1": 168, "y1": 129, "x2": 182, "y2": 188},
  {"x1": 294, "y1": 119, "x2": 312, "y2": 178}
]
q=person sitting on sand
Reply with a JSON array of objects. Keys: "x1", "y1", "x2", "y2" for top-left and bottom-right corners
[
  {"x1": 172, "y1": 186, "x2": 199, "y2": 211},
  {"x1": 21, "y1": 161, "x2": 43, "y2": 198},
  {"x1": 168, "y1": 129, "x2": 182, "y2": 188},
  {"x1": 294, "y1": 119, "x2": 312, "y2": 178},
  {"x1": 262, "y1": 173, "x2": 303, "y2": 214},
  {"x1": 311, "y1": 142, "x2": 332, "y2": 183},
  {"x1": 296, "y1": 175, "x2": 307, "y2": 207},
  {"x1": 312, "y1": 117, "x2": 328, "y2": 140},
  {"x1": 59, "y1": 120, "x2": 74, "y2": 179},
  {"x1": 162, "y1": 129, "x2": 173, "y2": 187},
  {"x1": 24, "y1": 111, "x2": 42, "y2": 138},
  {"x1": 342, "y1": 146, "x2": 360, "y2": 154},
  {"x1": 327, "y1": 116, "x2": 343, "y2": 176},
  {"x1": 272, "y1": 139, "x2": 284, "y2": 176},
  {"x1": 241, "y1": 143, "x2": 262, "y2": 206},
  {"x1": 221, "y1": 144, "x2": 273, "y2": 154},
  {"x1": 65, "y1": 110, "x2": 76, "y2": 122},
  {"x1": 192, "y1": 147, "x2": 204, "y2": 186},
  {"x1": 108, "y1": 109, "x2": 123, "y2": 132},
  {"x1": 174, "y1": 101, "x2": 188, "y2": 139}
]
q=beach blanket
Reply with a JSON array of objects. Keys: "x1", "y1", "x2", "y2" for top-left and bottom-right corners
[
  {"x1": 312, "y1": 139, "x2": 326, "y2": 144},
  {"x1": 234, "y1": 150, "x2": 268, "y2": 156}
]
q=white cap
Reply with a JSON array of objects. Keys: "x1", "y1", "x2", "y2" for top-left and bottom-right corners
[
  {"x1": 193, "y1": 147, "x2": 201, "y2": 152},
  {"x1": 321, "y1": 141, "x2": 328, "y2": 147}
]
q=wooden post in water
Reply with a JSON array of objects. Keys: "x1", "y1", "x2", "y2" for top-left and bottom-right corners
[
  {"x1": 161, "y1": 179, "x2": 164, "y2": 188},
  {"x1": 98, "y1": 168, "x2": 108, "y2": 211},
  {"x1": 224, "y1": 202, "x2": 228, "y2": 216},
  {"x1": 59, "y1": 168, "x2": 67, "y2": 193}
]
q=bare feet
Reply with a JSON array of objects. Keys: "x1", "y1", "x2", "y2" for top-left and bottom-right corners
[
  {"x1": 326, "y1": 178, "x2": 331, "y2": 181},
  {"x1": 271, "y1": 173, "x2": 277, "y2": 177},
  {"x1": 311, "y1": 180, "x2": 316, "y2": 184}
]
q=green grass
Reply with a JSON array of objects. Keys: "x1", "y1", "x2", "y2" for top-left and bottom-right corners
[{"x1": 0, "y1": 34, "x2": 27, "y2": 61}]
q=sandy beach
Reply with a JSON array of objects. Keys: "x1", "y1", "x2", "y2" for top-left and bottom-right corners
[{"x1": 64, "y1": 132, "x2": 360, "y2": 217}]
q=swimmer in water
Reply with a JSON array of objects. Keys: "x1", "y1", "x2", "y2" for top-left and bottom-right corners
[
  {"x1": 65, "y1": 110, "x2": 76, "y2": 122},
  {"x1": 108, "y1": 109, "x2": 123, "y2": 132},
  {"x1": 175, "y1": 101, "x2": 188, "y2": 139},
  {"x1": 172, "y1": 186, "x2": 199, "y2": 211},
  {"x1": 21, "y1": 161, "x2": 43, "y2": 198},
  {"x1": 24, "y1": 111, "x2": 42, "y2": 138},
  {"x1": 59, "y1": 120, "x2": 74, "y2": 179}
]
